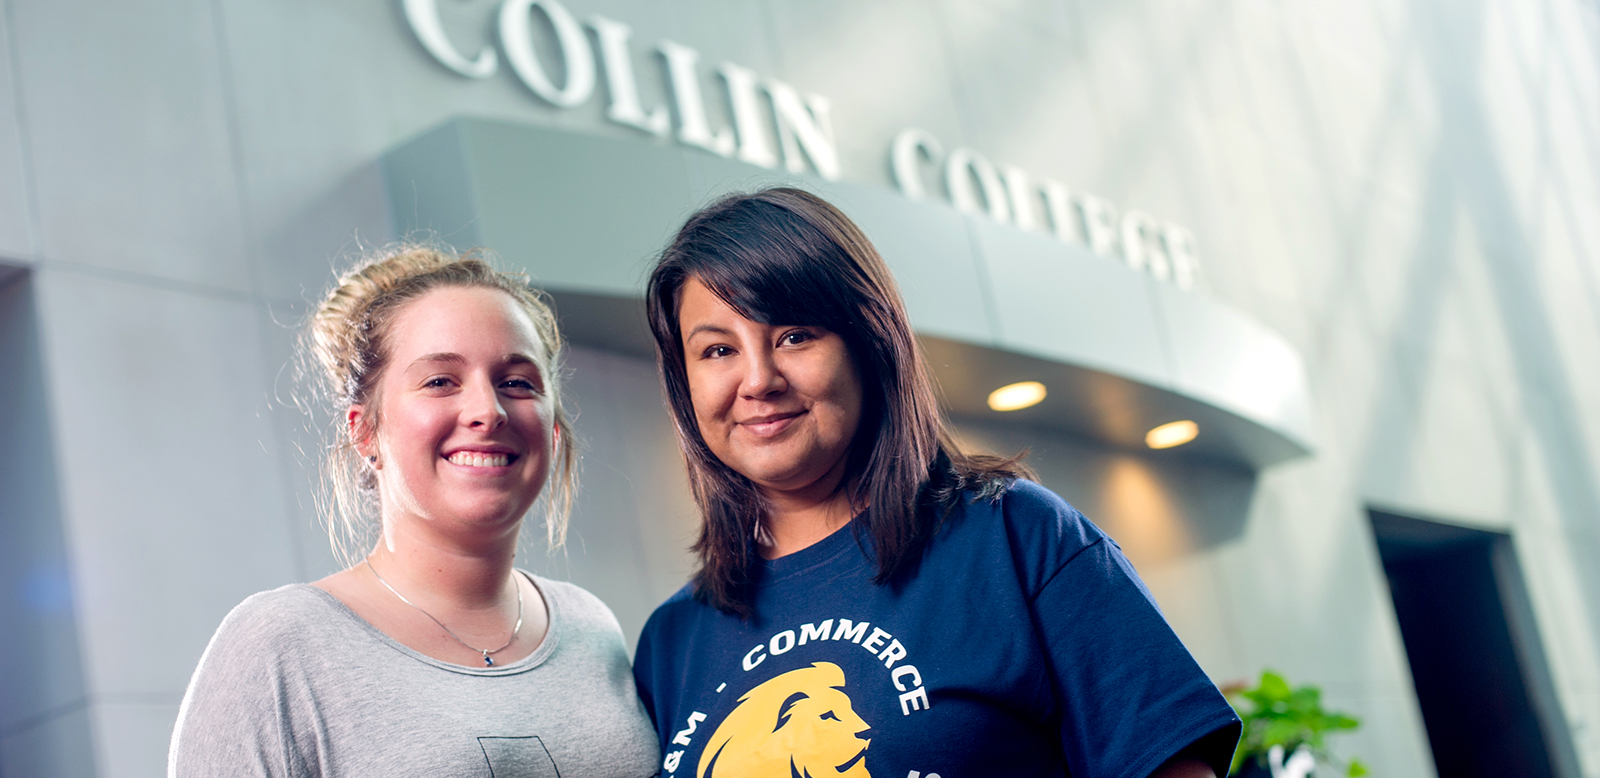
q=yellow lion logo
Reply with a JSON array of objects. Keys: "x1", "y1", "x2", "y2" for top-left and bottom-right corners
[{"x1": 698, "y1": 662, "x2": 872, "y2": 778}]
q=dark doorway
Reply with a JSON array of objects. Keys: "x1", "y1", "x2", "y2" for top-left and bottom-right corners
[{"x1": 1369, "y1": 509, "x2": 1580, "y2": 778}]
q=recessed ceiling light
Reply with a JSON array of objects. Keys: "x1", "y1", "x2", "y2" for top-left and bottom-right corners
[
  {"x1": 1146, "y1": 420, "x2": 1199, "y2": 449},
  {"x1": 987, "y1": 381, "x2": 1047, "y2": 412}
]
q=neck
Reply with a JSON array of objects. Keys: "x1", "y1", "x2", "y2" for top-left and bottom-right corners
[
  {"x1": 368, "y1": 515, "x2": 520, "y2": 609},
  {"x1": 759, "y1": 467, "x2": 859, "y2": 559}
]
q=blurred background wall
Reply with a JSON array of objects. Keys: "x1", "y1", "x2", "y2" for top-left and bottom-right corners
[{"x1": 1, "y1": 1, "x2": 1598, "y2": 775}]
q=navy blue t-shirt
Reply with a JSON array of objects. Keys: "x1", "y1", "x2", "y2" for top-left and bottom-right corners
[{"x1": 633, "y1": 480, "x2": 1240, "y2": 778}]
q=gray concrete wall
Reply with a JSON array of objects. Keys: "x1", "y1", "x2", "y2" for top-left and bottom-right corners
[{"x1": 1, "y1": 0, "x2": 1598, "y2": 775}]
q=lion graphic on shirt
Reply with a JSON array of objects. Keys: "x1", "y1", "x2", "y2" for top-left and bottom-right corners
[{"x1": 698, "y1": 662, "x2": 872, "y2": 778}]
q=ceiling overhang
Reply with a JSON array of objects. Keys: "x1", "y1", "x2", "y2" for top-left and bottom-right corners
[{"x1": 383, "y1": 117, "x2": 1315, "y2": 469}]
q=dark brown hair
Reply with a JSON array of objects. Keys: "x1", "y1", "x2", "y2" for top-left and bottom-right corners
[{"x1": 647, "y1": 188, "x2": 1030, "y2": 616}]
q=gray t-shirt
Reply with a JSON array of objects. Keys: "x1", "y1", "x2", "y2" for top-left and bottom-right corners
[{"x1": 169, "y1": 574, "x2": 660, "y2": 777}]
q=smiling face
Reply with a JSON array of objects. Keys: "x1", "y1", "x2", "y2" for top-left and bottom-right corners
[
  {"x1": 350, "y1": 286, "x2": 555, "y2": 540},
  {"x1": 678, "y1": 278, "x2": 863, "y2": 501}
]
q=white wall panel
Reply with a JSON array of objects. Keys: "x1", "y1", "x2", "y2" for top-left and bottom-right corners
[
  {"x1": 33, "y1": 269, "x2": 297, "y2": 699},
  {"x1": 91, "y1": 701, "x2": 179, "y2": 778},
  {"x1": 764, "y1": 0, "x2": 967, "y2": 188},
  {"x1": 0, "y1": 4, "x2": 35, "y2": 258},
  {"x1": 10, "y1": 0, "x2": 249, "y2": 291},
  {"x1": 0, "y1": 276, "x2": 90, "y2": 759},
  {"x1": 0, "y1": 703, "x2": 97, "y2": 778}
]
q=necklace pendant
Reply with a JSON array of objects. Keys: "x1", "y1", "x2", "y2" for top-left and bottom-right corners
[{"x1": 484, "y1": 653, "x2": 494, "y2": 667}]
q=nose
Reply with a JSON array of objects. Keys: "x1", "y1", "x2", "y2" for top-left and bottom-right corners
[
  {"x1": 463, "y1": 379, "x2": 507, "y2": 429},
  {"x1": 738, "y1": 350, "x2": 787, "y2": 399}
]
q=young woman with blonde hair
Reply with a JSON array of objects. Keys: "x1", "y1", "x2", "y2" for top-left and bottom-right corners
[{"x1": 170, "y1": 245, "x2": 657, "y2": 777}]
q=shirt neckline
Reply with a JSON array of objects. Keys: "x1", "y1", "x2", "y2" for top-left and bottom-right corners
[
  {"x1": 754, "y1": 514, "x2": 870, "y2": 585},
  {"x1": 296, "y1": 569, "x2": 562, "y2": 676}
]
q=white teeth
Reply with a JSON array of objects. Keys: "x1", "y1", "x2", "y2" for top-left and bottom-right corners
[{"x1": 448, "y1": 452, "x2": 509, "y2": 467}]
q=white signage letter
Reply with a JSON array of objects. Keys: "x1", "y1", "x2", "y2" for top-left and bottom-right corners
[
  {"x1": 589, "y1": 15, "x2": 668, "y2": 135},
  {"x1": 1162, "y1": 224, "x2": 1202, "y2": 290},
  {"x1": 498, "y1": 0, "x2": 595, "y2": 108},
  {"x1": 945, "y1": 147, "x2": 1011, "y2": 223},
  {"x1": 1001, "y1": 166, "x2": 1039, "y2": 230},
  {"x1": 766, "y1": 80, "x2": 842, "y2": 180},
  {"x1": 891, "y1": 128, "x2": 943, "y2": 201},
  {"x1": 657, "y1": 40, "x2": 736, "y2": 156},
  {"x1": 403, "y1": 0, "x2": 497, "y2": 78},
  {"x1": 1077, "y1": 193, "x2": 1119, "y2": 256},
  {"x1": 719, "y1": 62, "x2": 778, "y2": 167},
  {"x1": 1120, "y1": 209, "x2": 1169, "y2": 280},
  {"x1": 1040, "y1": 180, "x2": 1078, "y2": 243}
]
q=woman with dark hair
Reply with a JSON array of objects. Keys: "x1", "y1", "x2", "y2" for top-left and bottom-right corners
[{"x1": 633, "y1": 188, "x2": 1240, "y2": 778}]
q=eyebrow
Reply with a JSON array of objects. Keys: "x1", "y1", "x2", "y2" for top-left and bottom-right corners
[
  {"x1": 683, "y1": 323, "x2": 734, "y2": 341},
  {"x1": 409, "y1": 353, "x2": 540, "y2": 368}
]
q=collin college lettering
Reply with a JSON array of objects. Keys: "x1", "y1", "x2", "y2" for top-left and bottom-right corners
[
  {"x1": 402, "y1": 0, "x2": 1202, "y2": 290},
  {"x1": 401, "y1": 0, "x2": 840, "y2": 179},
  {"x1": 891, "y1": 128, "x2": 1202, "y2": 290}
]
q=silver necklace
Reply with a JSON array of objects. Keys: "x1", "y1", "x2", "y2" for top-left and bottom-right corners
[{"x1": 364, "y1": 557, "x2": 523, "y2": 666}]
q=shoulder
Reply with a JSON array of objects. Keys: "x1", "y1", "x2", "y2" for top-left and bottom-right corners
[
  {"x1": 180, "y1": 585, "x2": 361, "y2": 701},
  {"x1": 174, "y1": 587, "x2": 339, "y2": 746},
  {"x1": 631, "y1": 582, "x2": 712, "y2": 718},
  {"x1": 532, "y1": 575, "x2": 609, "y2": 613},
  {"x1": 636, "y1": 582, "x2": 703, "y2": 647},
  {"x1": 633, "y1": 582, "x2": 715, "y2": 675},
  {"x1": 204, "y1": 584, "x2": 342, "y2": 658},
  {"x1": 528, "y1": 574, "x2": 628, "y2": 643},
  {"x1": 945, "y1": 479, "x2": 1111, "y2": 597},
  {"x1": 958, "y1": 479, "x2": 1107, "y2": 555},
  {"x1": 1000, "y1": 479, "x2": 1105, "y2": 545}
]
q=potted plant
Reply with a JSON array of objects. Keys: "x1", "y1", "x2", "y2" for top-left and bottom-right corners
[{"x1": 1223, "y1": 670, "x2": 1368, "y2": 777}]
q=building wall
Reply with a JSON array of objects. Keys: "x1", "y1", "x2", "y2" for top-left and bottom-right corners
[{"x1": 1, "y1": 0, "x2": 1598, "y2": 775}]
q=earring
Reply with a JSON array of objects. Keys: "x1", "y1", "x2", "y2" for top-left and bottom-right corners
[{"x1": 368, "y1": 455, "x2": 377, "y2": 464}]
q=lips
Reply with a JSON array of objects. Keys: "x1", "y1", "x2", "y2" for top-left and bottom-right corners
[
  {"x1": 738, "y1": 410, "x2": 803, "y2": 438},
  {"x1": 445, "y1": 450, "x2": 517, "y2": 468}
]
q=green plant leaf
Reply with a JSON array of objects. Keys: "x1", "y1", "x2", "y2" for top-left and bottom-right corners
[
  {"x1": 1347, "y1": 759, "x2": 1369, "y2": 776},
  {"x1": 1261, "y1": 719, "x2": 1304, "y2": 747},
  {"x1": 1327, "y1": 714, "x2": 1361, "y2": 730},
  {"x1": 1227, "y1": 669, "x2": 1364, "y2": 772},
  {"x1": 1258, "y1": 671, "x2": 1292, "y2": 702},
  {"x1": 1289, "y1": 685, "x2": 1322, "y2": 712}
]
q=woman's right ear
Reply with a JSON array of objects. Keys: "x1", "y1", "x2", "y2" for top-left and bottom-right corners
[{"x1": 348, "y1": 405, "x2": 376, "y2": 465}]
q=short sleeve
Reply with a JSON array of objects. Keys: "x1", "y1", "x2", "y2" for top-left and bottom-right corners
[
  {"x1": 1024, "y1": 510, "x2": 1240, "y2": 778},
  {"x1": 168, "y1": 595, "x2": 310, "y2": 778}
]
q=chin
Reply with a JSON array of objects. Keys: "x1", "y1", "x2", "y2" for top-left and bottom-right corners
[
  {"x1": 445, "y1": 498, "x2": 534, "y2": 526},
  {"x1": 747, "y1": 469, "x2": 824, "y2": 493}
]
